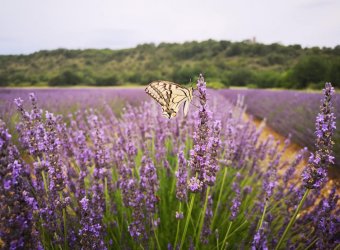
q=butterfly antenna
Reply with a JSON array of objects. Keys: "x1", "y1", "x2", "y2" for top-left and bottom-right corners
[{"x1": 189, "y1": 78, "x2": 193, "y2": 88}]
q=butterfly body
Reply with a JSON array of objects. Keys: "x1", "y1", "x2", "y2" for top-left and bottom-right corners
[{"x1": 145, "y1": 81, "x2": 193, "y2": 119}]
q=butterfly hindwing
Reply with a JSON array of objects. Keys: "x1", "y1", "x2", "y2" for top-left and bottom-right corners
[
  {"x1": 183, "y1": 100, "x2": 190, "y2": 117},
  {"x1": 145, "y1": 81, "x2": 193, "y2": 119}
]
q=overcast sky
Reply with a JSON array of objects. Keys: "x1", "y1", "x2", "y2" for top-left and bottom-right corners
[{"x1": 0, "y1": 0, "x2": 339, "y2": 55}]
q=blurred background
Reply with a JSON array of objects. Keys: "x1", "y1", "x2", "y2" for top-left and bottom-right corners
[{"x1": 0, "y1": 0, "x2": 339, "y2": 89}]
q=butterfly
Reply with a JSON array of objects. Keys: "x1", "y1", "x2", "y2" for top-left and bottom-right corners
[{"x1": 145, "y1": 81, "x2": 194, "y2": 119}]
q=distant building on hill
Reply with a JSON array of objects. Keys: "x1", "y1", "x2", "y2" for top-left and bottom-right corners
[{"x1": 243, "y1": 37, "x2": 257, "y2": 44}]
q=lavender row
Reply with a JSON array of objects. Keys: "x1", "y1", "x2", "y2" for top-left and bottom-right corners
[
  {"x1": 220, "y1": 88, "x2": 340, "y2": 166},
  {"x1": 0, "y1": 87, "x2": 148, "y2": 120}
]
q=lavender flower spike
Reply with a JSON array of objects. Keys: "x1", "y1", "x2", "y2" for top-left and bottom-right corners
[
  {"x1": 302, "y1": 82, "x2": 336, "y2": 189},
  {"x1": 189, "y1": 74, "x2": 210, "y2": 182},
  {"x1": 175, "y1": 150, "x2": 188, "y2": 201},
  {"x1": 0, "y1": 120, "x2": 34, "y2": 249}
]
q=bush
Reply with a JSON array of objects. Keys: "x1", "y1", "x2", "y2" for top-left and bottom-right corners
[
  {"x1": 255, "y1": 71, "x2": 283, "y2": 88},
  {"x1": 126, "y1": 72, "x2": 142, "y2": 83},
  {"x1": 328, "y1": 58, "x2": 340, "y2": 88},
  {"x1": 227, "y1": 68, "x2": 255, "y2": 86},
  {"x1": 265, "y1": 53, "x2": 287, "y2": 65},
  {"x1": 0, "y1": 74, "x2": 8, "y2": 86},
  {"x1": 221, "y1": 71, "x2": 231, "y2": 87},
  {"x1": 225, "y1": 43, "x2": 243, "y2": 56},
  {"x1": 290, "y1": 55, "x2": 329, "y2": 88},
  {"x1": 141, "y1": 72, "x2": 163, "y2": 84},
  {"x1": 49, "y1": 71, "x2": 83, "y2": 86},
  {"x1": 96, "y1": 75, "x2": 120, "y2": 86},
  {"x1": 172, "y1": 66, "x2": 199, "y2": 84}
]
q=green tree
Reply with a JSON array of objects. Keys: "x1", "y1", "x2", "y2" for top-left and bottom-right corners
[
  {"x1": 172, "y1": 66, "x2": 199, "y2": 83},
  {"x1": 290, "y1": 55, "x2": 329, "y2": 88},
  {"x1": 126, "y1": 72, "x2": 142, "y2": 83},
  {"x1": 255, "y1": 71, "x2": 282, "y2": 88},
  {"x1": 328, "y1": 58, "x2": 340, "y2": 88},
  {"x1": 0, "y1": 74, "x2": 8, "y2": 86},
  {"x1": 49, "y1": 71, "x2": 83, "y2": 86},
  {"x1": 96, "y1": 75, "x2": 120, "y2": 86},
  {"x1": 228, "y1": 68, "x2": 255, "y2": 86},
  {"x1": 225, "y1": 43, "x2": 243, "y2": 56}
]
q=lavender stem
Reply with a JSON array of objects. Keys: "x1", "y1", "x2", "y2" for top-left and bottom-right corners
[
  {"x1": 153, "y1": 225, "x2": 161, "y2": 250},
  {"x1": 179, "y1": 194, "x2": 195, "y2": 250},
  {"x1": 304, "y1": 237, "x2": 318, "y2": 250},
  {"x1": 212, "y1": 167, "x2": 228, "y2": 228},
  {"x1": 275, "y1": 188, "x2": 310, "y2": 250},
  {"x1": 62, "y1": 201, "x2": 67, "y2": 249},
  {"x1": 222, "y1": 221, "x2": 233, "y2": 249},
  {"x1": 174, "y1": 202, "x2": 182, "y2": 248},
  {"x1": 195, "y1": 186, "x2": 210, "y2": 249},
  {"x1": 257, "y1": 200, "x2": 268, "y2": 231},
  {"x1": 224, "y1": 219, "x2": 248, "y2": 240}
]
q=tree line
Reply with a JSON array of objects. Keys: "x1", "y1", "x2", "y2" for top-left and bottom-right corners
[{"x1": 0, "y1": 40, "x2": 339, "y2": 89}]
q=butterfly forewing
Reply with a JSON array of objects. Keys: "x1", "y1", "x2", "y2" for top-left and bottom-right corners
[{"x1": 145, "y1": 81, "x2": 193, "y2": 119}]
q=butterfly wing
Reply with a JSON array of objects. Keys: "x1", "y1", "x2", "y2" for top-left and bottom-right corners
[
  {"x1": 183, "y1": 100, "x2": 190, "y2": 117},
  {"x1": 166, "y1": 94, "x2": 187, "y2": 118},
  {"x1": 145, "y1": 81, "x2": 192, "y2": 119},
  {"x1": 165, "y1": 84, "x2": 193, "y2": 118}
]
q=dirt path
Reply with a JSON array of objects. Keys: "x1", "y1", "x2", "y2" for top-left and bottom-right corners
[{"x1": 249, "y1": 115, "x2": 339, "y2": 195}]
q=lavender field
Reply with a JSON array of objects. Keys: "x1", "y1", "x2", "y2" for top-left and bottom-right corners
[{"x1": 0, "y1": 77, "x2": 338, "y2": 249}]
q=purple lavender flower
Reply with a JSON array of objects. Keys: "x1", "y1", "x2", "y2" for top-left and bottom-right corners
[
  {"x1": 118, "y1": 162, "x2": 133, "y2": 206},
  {"x1": 283, "y1": 147, "x2": 307, "y2": 185},
  {"x1": 251, "y1": 222, "x2": 269, "y2": 250},
  {"x1": 222, "y1": 112, "x2": 236, "y2": 166},
  {"x1": 175, "y1": 150, "x2": 188, "y2": 201},
  {"x1": 124, "y1": 123, "x2": 138, "y2": 162},
  {"x1": 261, "y1": 137, "x2": 286, "y2": 200},
  {"x1": 78, "y1": 115, "x2": 108, "y2": 248},
  {"x1": 0, "y1": 120, "x2": 34, "y2": 249},
  {"x1": 204, "y1": 120, "x2": 221, "y2": 185},
  {"x1": 140, "y1": 156, "x2": 159, "y2": 214},
  {"x1": 314, "y1": 187, "x2": 339, "y2": 249},
  {"x1": 79, "y1": 196, "x2": 106, "y2": 249},
  {"x1": 189, "y1": 74, "x2": 221, "y2": 189},
  {"x1": 176, "y1": 211, "x2": 184, "y2": 220},
  {"x1": 187, "y1": 177, "x2": 203, "y2": 193},
  {"x1": 189, "y1": 75, "x2": 210, "y2": 184},
  {"x1": 230, "y1": 193, "x2": 241, "y2": 221},
  {"x1": 243, "y1": 186, "x2": 252, "y2": 196},
  {"x1": 29, "y1": 93, "x2": 42, "y2": 121},
  {"x1": 14, "y1": 95, "x2": 44, "y2": 157},
  {"x1": 73, "y1": 130, "x2": 91, "y2": 198},
  {"x1": 14, "y1": 95, "x2": 70, "y2": 245},
  {"x1": 45, "y1": 111, "x2": 66, "y2": 192},
  {"x1": 127, "y1": 179, "x2": 146, "y2": 241},
  {"x1": 302, "y1": 83, "x2": 336, "y2": 189}
]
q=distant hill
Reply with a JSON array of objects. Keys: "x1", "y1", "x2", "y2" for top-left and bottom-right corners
[{"x1": 0, "y1": 40, "x2": 339, "y2": 89}]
